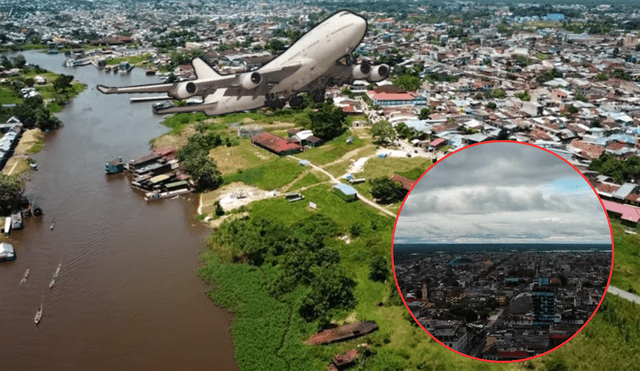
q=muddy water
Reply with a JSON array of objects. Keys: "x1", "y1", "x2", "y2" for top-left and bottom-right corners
[{"x1": 0, "y1": 51, "x2": 237, "y2": 370}]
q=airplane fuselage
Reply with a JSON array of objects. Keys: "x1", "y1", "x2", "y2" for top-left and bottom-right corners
[
  {"x1": 97, "y1": 10, "x2": 388, "y2": 116},
  {"x1": 213, "y1": 11, "x2": 366, "y2": 113}
]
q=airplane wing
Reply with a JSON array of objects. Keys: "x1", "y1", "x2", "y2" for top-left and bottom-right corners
[
  {"x1": 98, "y1": 57, "x2": 306, "y2": 99},
  {"x1": 223, "y1": 61, "x2": 306, "y2": 97},
  {"x1": 155, "y1": 101, "x2": 219, "y2": 115},
  {"x1": 97, "y1": 83, "x2": 176, "y2": 95}
]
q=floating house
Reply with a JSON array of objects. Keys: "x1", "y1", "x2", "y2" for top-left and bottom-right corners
[
  {"x1": 0, "y1": 242, "x2": 15, "y2": 261},
  {"x1": 105, "y1": 157, "x2": 124, "y2": 174}
]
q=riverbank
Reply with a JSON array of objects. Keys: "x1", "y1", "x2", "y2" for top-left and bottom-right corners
[
  {"x1": 2, "y1": 129, "x2": 44, "y2": 176},
  {"x1": 1, "y1": 50, "x2": 238, "y2": 370},
  {"x1": 1, "y1": 55, "x2": 86, "y2": 177}
]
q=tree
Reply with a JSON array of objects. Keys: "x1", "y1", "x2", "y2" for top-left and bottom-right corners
[
  {"x1": 417, "y1": 106, "x2": 433, "y2": 120},
  {"x1": 265, "y1": 38, "x2": 285, "y2": 54},
  {"x1": 392, "y1": 74, "x2": 421, "y2": 91},
  {"x1": 350, "y1": 222, "x2": 362, "y2": 237},
  {"x1": 497, "y1": 129, "x2": 509, "y2": 140},
  {"x1": 215, "y1": 201, "x2": 224, "y2": 216},
  {"x1": 306, "y1": 99, "x2": 347, "y2": 140},
  {"x1": 370, "y1": 255, "x2": 389, "y2": 282},
  {"x1": 369, "y1": 176, "x2": 403, "y2": 204},
  {"x1": 575, "y1": 91, "x2": 588, "y2": 102},
  {"x1": 181, "y1": 152, "x2": 222, "y2": 191},
  {"x1": 0, "y1": 174, "x2": 24, "y2": 213},
  {"x1": 491, "y1": 88, "x2": 505, "y2": 99},
  {"x1": 53, "y1": 74, "x2": 74, "y2": 92},
  {"x1": 12, "y1": 55, "x2": 27, "y2": 69},
  {"x1": 487, "y1": 101, "x2": 497, "y2": 109},
  {"x1": 299, "y1": 266, "x2": 357, "y2": 322},
  {"x1": 515, "y1": 91, "x2": 531, "y2": 101},
  {"x1": 370, "y1": 120, "x2": 395, "y2": 144}
]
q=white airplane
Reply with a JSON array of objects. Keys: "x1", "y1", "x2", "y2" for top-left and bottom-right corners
[{"x1": 97, "y1": 10, "x2": 389, "y2": 115}]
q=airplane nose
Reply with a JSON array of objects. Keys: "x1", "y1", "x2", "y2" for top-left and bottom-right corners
[{"x1": 353, "y1": 15, "x2": 367, "y2": 39}]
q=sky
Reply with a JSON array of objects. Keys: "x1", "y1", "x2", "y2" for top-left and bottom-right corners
[{"x1": 394, "y1": 142, "x2": 612, "y2": 245}]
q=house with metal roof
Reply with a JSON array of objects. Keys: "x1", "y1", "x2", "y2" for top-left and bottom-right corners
[{"x1": 333, "y1": 184, "x2": 358, "y2": 202}]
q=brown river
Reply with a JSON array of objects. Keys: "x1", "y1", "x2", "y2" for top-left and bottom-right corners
[{"x1": 0, "y1": 51, "x2": 238, "y2": 370}]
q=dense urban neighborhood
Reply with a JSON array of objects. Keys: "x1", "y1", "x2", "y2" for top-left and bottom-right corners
[
  {"x1": 2, "y1": 0, "x2": 640, "y2": 370},
  {"x1": 396, "y1": 249, "x2": 611, "y2": 360}
]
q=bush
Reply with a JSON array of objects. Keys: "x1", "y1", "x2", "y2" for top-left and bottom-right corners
[{"x1": 370, "y1": 255, "x2": 390, "y2": 282}]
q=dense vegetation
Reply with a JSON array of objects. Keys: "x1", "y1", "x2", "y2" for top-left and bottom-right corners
[
  {"x1": 589, "y1": 153, "x2": 640, "y2": 184},
  {"x1": 304, "y1": 99, "x2": 348, "y2": 140},
  {"x1": 176, "y1": 125, "x2": 237, "y2": 191},
  {"x1": 0, "y1": 174, "x2": 24, "y2": 214},
  {"x1": 370, "y1": 120, "x2": 395, "y2": 144},
  {"x1": 369, "y1": 176, "x2": 404, "y2": 204}
]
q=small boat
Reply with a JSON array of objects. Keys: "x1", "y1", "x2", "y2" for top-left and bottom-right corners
[
  {"x1": 34, "y1": 305, "x2": 43, "y2": 325},
  {"x1": 30, "y1": 162, "x2": 38, "y2": 170},
  {"x1": 20, "y1": 269, "x2": 29, "y2": 284},
  {"x1": 49, "y1": 263, "x2": 61, "y2": 289},
  {"x1": 50, "y1": 221, "x2": 55, "y2": 230}
]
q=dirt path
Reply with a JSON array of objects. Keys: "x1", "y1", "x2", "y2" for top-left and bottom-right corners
[
  {"x1": 608, "y1": 285, "x2": 640, "y2": 305},
  {"x1": 320, "y1": 144, "x2": 375, "y2": 169},
  {"x1": 288, "y1": 155, "x2": 395, "y2": 218}
]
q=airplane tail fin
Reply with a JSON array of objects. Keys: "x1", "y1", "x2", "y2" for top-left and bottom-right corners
[{"x1": 192, "y1": 57, "x2": 221, "y2": 80}]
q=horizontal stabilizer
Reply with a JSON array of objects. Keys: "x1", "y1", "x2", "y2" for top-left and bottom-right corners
[
  {"x1": 156, "y1": 101, "x2": 219, "y2": 115},
  {"x1": 97, "y1": 83, "x2": 175, "y2": 95}
]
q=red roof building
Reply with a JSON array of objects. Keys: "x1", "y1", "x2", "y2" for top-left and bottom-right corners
[
  {"x1": 569, "y1": 140, "x2": 605, "y2": 160},
  {"x1": 602, "y1": 199, "x2": 640, "y2": 224},
  {"x1": 391, "y1": 174, "x2": 415, "y2": 191},
  {"x1": 429, "y1": 137, "x2": 447, "y2": 148},
  {"x1": 251, "y1": 132, "x2": 302, "y2": 156},
  {"x1": 497, "y1": 351, "x2": 529, "y2": 359}
]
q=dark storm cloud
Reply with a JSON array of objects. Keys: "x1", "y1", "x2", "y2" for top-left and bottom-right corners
[
  {"x1": 410, "y1": 142, "x2": 576, "y2": 192},
  {"x1": 394, "y1": 142, "x2": 611, "y2": 244}
]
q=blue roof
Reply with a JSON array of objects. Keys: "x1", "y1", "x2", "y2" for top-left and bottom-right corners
[
  {"x1": 405, "y1": 120, "x2": 433, "y2": 133},
  {"x1": 299, "y1": 160, "x2": 310, "y2": 165},
  {"x1": 333, "y1": 184, "x2": 357, "y2": 195},
  {"x1": 547, "y1": 14, "x2": 565, "y2": 21}
]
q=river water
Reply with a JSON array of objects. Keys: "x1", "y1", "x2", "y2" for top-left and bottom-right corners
[{"x1": 0, "y1": 51, "x2": 237, "y2": 370}]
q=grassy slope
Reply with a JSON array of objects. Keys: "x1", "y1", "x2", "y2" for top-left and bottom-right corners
[
  {"x1": 296, "y1": 131, "x2": 367, "y2": 165},
  {"x1": 209, "y1": 140, "x2": 278, "y2": 175},
  {"x1": 352, "y1": 156, "x2": 432, "y2": 201},
  {"x1": 609, "y1": 220, "x2": 640, "y2": 294},
  {"x1": 199, "y1": 176, "x2": 640, "y2": 370},
  {"x1": 222, "y1": 158, "x2": 304, "y2": 190}
]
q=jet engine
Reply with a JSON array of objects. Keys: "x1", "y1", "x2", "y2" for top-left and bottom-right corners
[
  {"x1": 351, "y1": 62, "x2": 371, "y2": 80},
  {"x1": 171, "y1": 81, "x2": 198, "y2": 99},
  {"x1": 240, "y1": 72, "x2": 262, "y2": 90},
  {"x1": 368, "y1": 64, "x2": 390, "y2": 82}
]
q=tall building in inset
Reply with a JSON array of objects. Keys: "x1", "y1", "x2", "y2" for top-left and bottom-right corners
[{"x1": 533, "y1": 286, "x2": 556, "y2": 326}]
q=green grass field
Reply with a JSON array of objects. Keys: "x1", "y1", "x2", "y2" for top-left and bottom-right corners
[
  {"x1": 161, "y1": 112, "x2": 209, "y2": 135},
  {"x1": 296, "y1": 131, "x2": 367, "y2": 165},
  {"x1": 105, "y1": 53, "x2": 153, "y2": 66},
  {"x1": 350, "y1": 156, "x2": 432, "y2": 202},
  {"x1": 287, "y1": 171, "x2": 327, "y2": 191},
  {"x1": 0, "y1": 87, "x2": 23, "y2": 105},
  {"x1": 609, "y1": 220, "x2": 640, "y2": 294},
  {"x1": 199, "y1": 165, "x2": 640, "y2": 370},
  {"x1": 222, "y1": 158, "x2": 304, "y2": 190},
  {"x1": 209, "y1": 139, "x2": 278, "y2": 175}
]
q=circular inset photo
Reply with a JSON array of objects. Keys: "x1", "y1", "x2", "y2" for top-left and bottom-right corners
[{"x1": 392, "y1": 141, "x2": 613, "y2": 362}]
